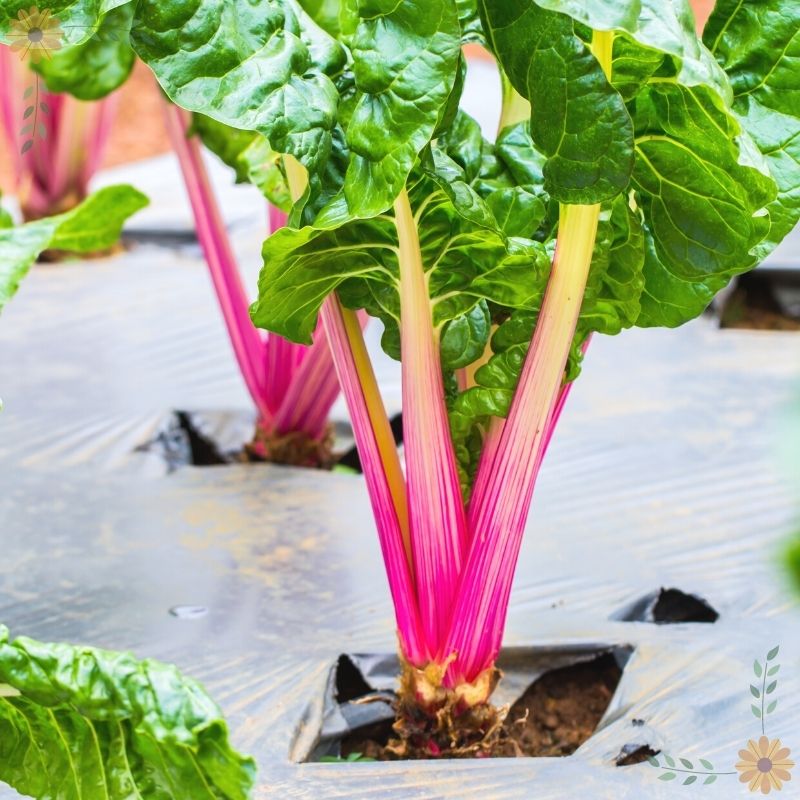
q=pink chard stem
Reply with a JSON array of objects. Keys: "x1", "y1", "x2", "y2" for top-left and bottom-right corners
[
  {"x1": 1, "y1": 49, "x2": 117, "y2": 219},
  {"x1": 262, "y1": 207, "x2": 308, "y2": 415},
  {"x1": 395, "y1": 190, "x2": 468, "y2": 658},
  {"x1": 443, "y1": 32, "x2": 613, "y2": 687},
  {"x1": 447, "y1": 202, "x2": 602, "y2": 685},
  {"x1": 0, "y1": 46, "x2": 23, "y2": 185},
  {"x1": 266, "y1": 207, "x2": 345, "y2": 440},
  {"x1": 162, "y1": 100, "x2": 272, "y2": 424},
  {"x1": 321, "y1": 296, "x2": 425, "y2": 663}
]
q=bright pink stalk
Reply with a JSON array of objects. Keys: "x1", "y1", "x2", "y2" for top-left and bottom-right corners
[
  {"x1": 321, "y1": 296, "x2": 425, "y2": 663},
  {"x1": 163, "y1": 102, "x2": 271, "y2": 423},
  {"x1": 395, "y1": 189, "x2": 468, "y2": 656},
  {"x1": 0, "y1": 48, "x2": 116, "y2": 220},
  {"x1": 163, "y1": 101, "x2": 343, "y2": 445}
]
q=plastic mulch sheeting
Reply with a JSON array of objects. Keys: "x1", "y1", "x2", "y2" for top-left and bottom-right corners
[{"x1": 2, "y1": 213, "x2": 800, "y2": 797}]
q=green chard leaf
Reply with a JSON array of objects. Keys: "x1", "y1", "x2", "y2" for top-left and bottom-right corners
[
  {"x1": 480, "y1": 0, "x2": 635, "y2": 203},
  {"x1": 250, "y1": 149, "x2": 549, "y2": 344},
  {"x1": 631, "y1": 82, "x2": 777, "y2": 326},
  {"x1": 331, "y1": 0, "x2": 462, "y2": 217},
  {"x1": 0, "y1": 185, "x2": 148, "y2": 313},
  {"x1": 527, "y1": 0, "x2": 730, "y2": 94},
  {"x1": 704, "y1": 0, "x2": 800, "y2": 256},
  {"x1": 0, "y1": 626, "x2": 255, "y2": 799},
  {"x1": 33, "y1": 3, "x2": 136, "y2": 100},
  {"x1": 131, "y1": 0, "x2": 344, "y2": 203},
  {"x1": 579, "y1": 194, "x2": 644, "y2": 337}
]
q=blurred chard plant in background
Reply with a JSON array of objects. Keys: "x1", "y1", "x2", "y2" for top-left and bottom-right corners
[
  {"x1": 162, "y1": 105, "x2": 351, "y2": 466},
  {"x1": 0, "y1": 8, "x2": 125, "y2": 221}
]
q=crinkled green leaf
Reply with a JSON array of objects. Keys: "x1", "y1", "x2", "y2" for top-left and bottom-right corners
[
  {"x1": 456, "y1": 0, "x2": 484, "y2": 44},
  {"x1": 0, "y1": 625, "x2": 255, "y2": 799},
  {"x1": 336, "y1": 0, "x2": 462, "y2": 217},
  {"x1": 441, "y1": 302, "x2": 491, "y2": 371},
  {"x1": 131, "y1": 0, "x2": 343, "y2": 201},
  {"x1": 528, "y1": 0, "x2": 730, "y2": 94},
  {"x1": 33, "y1": 4, "x2": 135, "y2": 100},
  {"x1": 631, "y1": 82, "x2": 777, "y2": 326},
  {"x1": 610, "y1": 33, "x2": 667, "y2": 101},
  {"x1": 579, "y1": 195, "x2": 644, "y2": 337},
  {"x1": 705, "y1": 0, "x2": 800, "y2": 256},
  {"x1": 0, "y1": 185, "x2": 148, "y2": 313},
  {"x1": 0, "y1": 1, "x2": 133, "y2": 46},
  {"x1": 486, "y1": 187, "x2": 547, "y2": 238},
  {"x1": 251, "y1": 154, "x2": 548, "y2": 343},
  {"x1": 297, "y1": 0, "x2": 346, "y2": 38},
  {"x1": 439, "y1": 116, "x2": 552, "y2": 239},
  {"x1": 480, "y1": 0, "x2": 635, "y2": 203}
]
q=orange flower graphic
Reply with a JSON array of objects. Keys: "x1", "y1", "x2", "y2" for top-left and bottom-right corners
[
  {"x1": 736, "y1": 737, "x2": 794, "y2": 794},
  {"x1": 7, "y1": 6, "x2": 63, "y2": 61}
]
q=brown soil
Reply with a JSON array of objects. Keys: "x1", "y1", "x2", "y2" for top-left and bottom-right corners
[
  {"x1": 341, "y1": 654, "x2": 622, "y2": 760},
  {"x1": 720, "y1": 305, "x2": 800, "y2": 331},
  {"x1": 719, "y1": 276, "x2": 800, "y2": 331},
  {"x1": 245, "y1": 425, "x2": 336, "y2": 469}
]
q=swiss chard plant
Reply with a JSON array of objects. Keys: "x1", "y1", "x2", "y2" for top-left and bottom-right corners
[
  {"x1": 0, "y1": 13, "x2": 122, "y2": 221},
  {"x1": 163, "y1": 106, "x2": 350, "y2": 466},
  {"x1": 3, "y1": 0, "x2": 800, "y2": 758}
]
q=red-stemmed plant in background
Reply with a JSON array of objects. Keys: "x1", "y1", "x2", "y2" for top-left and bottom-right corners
[
  {"x1": 0, "y1": 28, "x2": 116, "y2": 221},
  {"x1": 163, "y1": 105, "x2": 345, "y2": 466}
]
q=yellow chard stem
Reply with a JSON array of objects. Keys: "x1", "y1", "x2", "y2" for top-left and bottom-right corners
[
  {"x1": 498, "y1": 73, "x2": 531, "y2": 132},
  {"x1": 447, "y1": 30, "x2": 614, "y2": 684}
]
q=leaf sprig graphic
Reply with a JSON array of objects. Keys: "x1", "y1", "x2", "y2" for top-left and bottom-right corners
[
  {"x1": 19, "y1": 77, "x2": 49, "y2": 154},
  {"x1": 648, "y1": 754, "x2": 735, "y2": 785},
  {"x1": 751, "y1": 645, "x2": 780, "y2": 734}
]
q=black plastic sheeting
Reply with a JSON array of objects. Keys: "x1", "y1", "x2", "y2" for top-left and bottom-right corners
[{"x1": 1, "y1": 227, "x2": 800, "y2": 797}]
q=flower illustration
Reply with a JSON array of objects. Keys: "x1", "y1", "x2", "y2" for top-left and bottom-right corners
[
  {"x1": 6, "y1": 7, "x2": 63, "y2": 61},
  {"x1": 736, "y1": 737, "x2": 795, "y2": 794}
]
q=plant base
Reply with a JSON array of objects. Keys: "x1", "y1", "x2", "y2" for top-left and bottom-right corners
[
  {"x1": 245, "y1": 425, "x2": 335, "y2": 469},
  {"x1": 383, "y1": 661, "x2": 504, "y2": 758},
  {"x1": 337, "y1": 652, "x2": 625, "y2": 760}
]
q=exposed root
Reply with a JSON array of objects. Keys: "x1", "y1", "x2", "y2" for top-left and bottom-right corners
[
  {"x1": 386, "y1": 660, "x2": 507, "y2": 759},
  {"x1": 245, "y1": 425, "x2": 335, "y2": 469}
]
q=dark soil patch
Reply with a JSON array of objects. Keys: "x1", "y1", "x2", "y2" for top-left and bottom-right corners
[
  {"x1": 341, "y1": 653, "x2": 622, "y2": 760},
  {"x1": 494, "y1": 653, "x2": 621, "y2": 757},
  {"x1": 651, "y1": 588, "x2": 718, "y2": 624},
  {"x1": 719, "y1": 272, "x2": 800, "y2": 331},
  {"x1": 616, "y1": 744, "x2": 659, "y2": 766},
  {"x1": 615, "y1": 587, "x2": 718, "y2": 624},
  {"x1": 138, "y1": 410, "x2": 404, "y2": 473}
]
